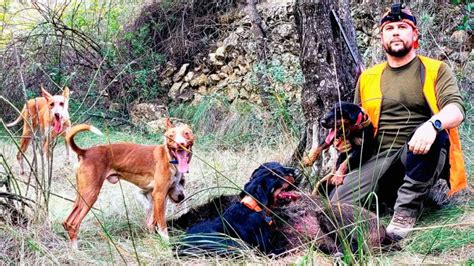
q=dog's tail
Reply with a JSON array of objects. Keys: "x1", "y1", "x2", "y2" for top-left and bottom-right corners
[
  {"x1": 66, "y1": 124, "x2": 103, "y2": 156},
  {"x1": 6, "y1": 105, "x2": 27, "y2": 127}
]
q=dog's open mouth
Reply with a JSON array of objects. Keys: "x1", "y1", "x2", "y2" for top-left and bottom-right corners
[
  {"x1": 171, "y1": 147, "x2": 191, "y2": 174},
  {"x1": 53, "y1": 114, "x2": 63, "y2": 133},
  {"x1": 274, "y1": 179, "x2": 300, "y2": 205}
]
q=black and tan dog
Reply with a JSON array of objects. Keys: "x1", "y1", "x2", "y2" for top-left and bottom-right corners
[
  {"x1": 177, "y1": 162, "x2": 296, "y2": 256},
  {"x1": 303, "y1": 102, "x2": 374, "y2": 191},
  {"x1": 174, "y1": 191, "x2": 396, "y2": 257}
]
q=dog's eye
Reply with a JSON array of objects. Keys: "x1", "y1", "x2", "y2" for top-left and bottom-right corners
[
  {"x1": 59, "y1": 102, "x2": 64, "y2": 107},
  {"x1": 49, "y1": 102, "x2": 54, "y2": 107}
]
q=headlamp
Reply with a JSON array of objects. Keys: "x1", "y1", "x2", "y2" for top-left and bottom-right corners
[{"x1": 380, "y1": 3, "x2": 417, "y2": 26}]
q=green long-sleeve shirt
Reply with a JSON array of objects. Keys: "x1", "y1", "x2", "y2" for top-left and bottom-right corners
[{"x1": 355, "y1": 56, "x2": 465, "y2": 152}]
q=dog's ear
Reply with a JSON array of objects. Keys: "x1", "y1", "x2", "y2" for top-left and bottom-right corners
[
  {"x1": 62, "y1": 87, "x2": 70, "y2": 99},
  {"x1": 41, "y1": 85, "x2": 53, "y2": 101},
  {"x1": 165, "y1": 118, "x2": 173, "y2": 129},
  {"x1": 241, "y1": 175, "x2": 271, "y2": 206}
]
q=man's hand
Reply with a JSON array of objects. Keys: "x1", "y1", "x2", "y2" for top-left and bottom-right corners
[{"x1": 408, "y1": 121, "x2": 437, "y2": 155}]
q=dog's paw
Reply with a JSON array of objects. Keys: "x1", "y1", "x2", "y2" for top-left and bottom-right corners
[
  {"x1": 158, "y1": 229, "x2": 170, "y2": 243},
  {"x1": 331, "y1": 175, "x2": 344, "y2": 186}
]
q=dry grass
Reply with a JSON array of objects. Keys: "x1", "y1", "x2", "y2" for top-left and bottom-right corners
[
  {"x1": 0, "y1": 127, "x2": 473, "y2": 264},
  {"x1": 0, "y1": 136, "x2": 315, "y2": 264}
]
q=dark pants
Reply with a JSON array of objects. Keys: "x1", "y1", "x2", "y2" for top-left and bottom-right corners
[{"x1": 329, "y1": 130, "x2": 450, "y2": 216}]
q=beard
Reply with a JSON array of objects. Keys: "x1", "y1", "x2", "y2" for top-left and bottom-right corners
[{"x1": 383, "y1": 40, "x2": 412, "y2": 57}]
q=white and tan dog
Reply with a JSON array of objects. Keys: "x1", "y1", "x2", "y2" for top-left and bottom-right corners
[
  {"x1": 64, "y1": 119, "x2": 193, "y2": 248},
  {"x1": 6, "y1": 86, "x2": 71, "y2": 174}
]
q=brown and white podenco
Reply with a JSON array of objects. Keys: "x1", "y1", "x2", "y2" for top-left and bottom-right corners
[
  {"x1": 64, "y1": 119, "x2": 193, "y2": 248},
  {"x1": 6, "y1": 86, "x2": 71, "y2": 174}
]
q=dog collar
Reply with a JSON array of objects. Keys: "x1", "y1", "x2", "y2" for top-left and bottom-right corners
[
  {"x1": 352, "y1": 112, "x2": 371, "y2": 131},
  {"x1": 169, "y1": 159, "x2": 178, "y2": 164},
  {"x1": 240, "y1": 196, "x2": 273, "y2": 225},
  {"x1": 241, "y1": 196, "x2": 263, "y2": 212}
]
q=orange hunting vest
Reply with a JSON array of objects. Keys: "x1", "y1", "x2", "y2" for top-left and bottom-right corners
[{"x1": 359, "y1": 55, "x2": 467, "y2": 195}]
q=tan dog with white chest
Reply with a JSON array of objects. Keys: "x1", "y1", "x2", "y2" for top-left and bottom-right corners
[
  {"x1": 6, "y1": 86, "x2": 71, "y2": 174},
  {"x1": 64, "y1": 119, "x2": 194, "y2": 248}
]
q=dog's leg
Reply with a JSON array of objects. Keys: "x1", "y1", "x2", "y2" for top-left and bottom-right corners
[
  {"x1": 63, "y1": 169, "x2": 104, "y2": 248},
  {"x1": 17, "y1": 126, "x2": 33, "y2": 175},
  {"x1": 331, "y1": 158, "x2": 349, "y2": 186},
  {"x1": 303, "y1": 142, "x2": 330, "y2": 167},
  {"x1": 151, "y1": 173, "x2": 171, "y2": 240},
  {"x1": 145, "y1": 192, "x2": 154, "y2": 227},
  {"x1": 136, "y1": 190, "x2": 154, "y2": 228}
]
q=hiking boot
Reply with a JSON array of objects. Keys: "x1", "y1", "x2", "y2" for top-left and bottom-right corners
[{"x1": 386, "y1": 211, "x2": 416, "y2": 239}]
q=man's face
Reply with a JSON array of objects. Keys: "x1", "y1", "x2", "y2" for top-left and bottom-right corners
[{"x1": 381, "y1": 21, "x2": 417, "y2": 57}]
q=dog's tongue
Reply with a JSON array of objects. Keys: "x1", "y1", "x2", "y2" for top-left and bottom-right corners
[
  {"x1": 53, "y1": 117, "x2": 63, "y2": 133},
  {"x1": 175, "y1": 150, "x2": 189, "y2": 173},
  {"x1": 325, "y1": 129, "x2": 336, "y2": 144}
]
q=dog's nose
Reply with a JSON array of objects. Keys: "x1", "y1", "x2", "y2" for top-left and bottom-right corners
[
  {"x1": 54, "y1": 113, "x2": 61, "y2": 119},
  {"x1": 177, "y1": 194, "x2": 185, "y2": 202},
  {"x1": 320, "y1": 119, "x2": 328, "y2": 127}
]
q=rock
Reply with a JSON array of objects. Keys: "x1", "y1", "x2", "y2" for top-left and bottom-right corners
[
  {"x1": 235, "y1": 26, "x2": 245, "y2": 34},
  {"x1": 215, "y1": 46, "x2": 226, "y2": 60},
  {"x1": 209, "y1": 53, "x2": 224, "y2": 66},
  {"x1": 451, "y1": 30, "x2": 469, "y2": 45},
  {"x1": 191, "y1": 94, "x2": 204, "y2": 105},
  {"x1": 238, "y1": 64, "x2": 248, "y2": 75},
  {"x1": 160, "y1": 78, "x2": 172, "y2": 88},
  {"x1": 272, "y1": 23, "x2": 294, "y2": 39},
  {"x1": 190, "y1": 74, "x2": 208, "y2": 87},
  {"x1": 227, "y1": 73, "x2": 240, "y2": 84},
  {"x1": 218, "y1": 72, "x2": 228, "y2": 79},
  {"x1": 146, "y1": 117, "x2": 170, "y2": 133},
  {"x1": 173, "y1": 63, "x2": 189, "y2": 82},
  {"x1": 177, "y1": 83, "x2": 194, "y2": 102},
  {"x1": 162, "y1": 63, "x2": 177, "y2": 78},
  {"x1": 168, "y1": 82, "x2": 183, "y2": 99},
  {"x1": 197, "y1": 86, "x2": 207, "y2": 95},
  {"x1": 180, "y1": 82, "x2": 190, "y2": 91},
  {"x1": 130, "y1": 103, "x2": 168, "y2": 124},
  {"x1": 217, "y1": 79, "x2": 228, "y2": 89},
  {"x1": 184, "y1": 71, "x2": 194, "y2": 82},
  {"x1": 223, "y1": 32, "x2": 239, "y2": 48},
  {"x1": 221, "y1": 65, "x2": 233, "y2": 75},
  {"x1": 209, "y1": 74, "x2": 221, "y2": 83}
]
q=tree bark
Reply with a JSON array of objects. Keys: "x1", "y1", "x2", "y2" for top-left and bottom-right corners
[
  {"x1": 294, "y1": 0, "x2": 362, "y2": 178},
  {"x1": 245, "y1": 0, "x2": 272, "y2": 105}
]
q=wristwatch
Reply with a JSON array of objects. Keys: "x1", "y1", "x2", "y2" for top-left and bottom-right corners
[{"x1": 429, "y1": 118, "x2": 443, "y2": 132}]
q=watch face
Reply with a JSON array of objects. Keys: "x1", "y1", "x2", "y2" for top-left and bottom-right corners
[{"x1": 433, "y1": 119, "x2": 442, "y2": 131}]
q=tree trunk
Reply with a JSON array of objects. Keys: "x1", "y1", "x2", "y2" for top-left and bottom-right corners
[
  {"x1": 294, "y1": 0, "x2": 362, "y2": 179},
  {"x1": 245, "y1": 0, "x2": 272, "y2": 106}
]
